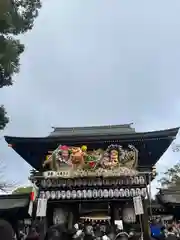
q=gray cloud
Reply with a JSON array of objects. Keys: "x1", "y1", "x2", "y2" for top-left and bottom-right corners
[{"x1": 1, "y1": 0, "x2": 180, "y2": 189}]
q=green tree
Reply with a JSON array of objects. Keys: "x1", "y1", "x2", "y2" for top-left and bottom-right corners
[
  {"x1": 13, "y1": 186, "x2": 32, "y2": 194},
  {"x1": 0, "y1": 106, "x2": 8, "y2": 130},
  {"x1": 158, "y1": 163, "x2": 180, "y2": 189},
  {"x1": 0, "y1": 0, "x2": 41, "y2": 129}
]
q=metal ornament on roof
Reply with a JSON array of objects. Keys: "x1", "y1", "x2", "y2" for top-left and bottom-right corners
[{"x1": 42, "y1": 144, "x2": 139, "y2": 178}]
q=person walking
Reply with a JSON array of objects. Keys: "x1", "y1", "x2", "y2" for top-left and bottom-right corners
[
  {"x1": 166, "y1": 227, "x2": 179, "y2": 240},
  {"x1": 25, "y1": 228, "x2": 40, "y2": 240}
]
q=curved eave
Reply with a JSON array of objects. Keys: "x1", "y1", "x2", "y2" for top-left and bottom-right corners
[
  {"x1": 157, "y1": 193, "x2": 180, "y2": 205},
  {"x1": 0, "y1": 193, "x2": 30, "y2": 200},
  {"x1": 4, "y1": 127, "x2": 179, "y2": 171},
  {"x1": 4, "y1": 127, "x2": 179, "y2": 143},
  {"x1": 157, "y1": 189, "x2": 180, "y2": 205},
  {"x1": 0, "y1": 194, "x2": 29, "y2": 210}
]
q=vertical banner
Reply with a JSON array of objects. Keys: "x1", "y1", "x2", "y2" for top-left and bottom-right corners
[
  {"x1": 36, "y1": 198, "x2": 47, "y2": 217},
  {"x1": 133, "y1": 196, "x2": 144, "y2": 215},
  {"x1": 28, "y1": 201, "x2": 33, "y2": 216}
]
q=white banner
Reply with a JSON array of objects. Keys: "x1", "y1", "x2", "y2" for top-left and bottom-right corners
[
  {"x1": 28, "y1": 200, "x2": 33, "y2": 217},
  {"x1": 36, "y1": 198, "x2": 47, "y2": 217},
  {"x1": 114, "y1": 220, "x2": 123, "y2": 230},
  {"x1": 133, "y1": 196, "x2": 144, "y2": 215}
]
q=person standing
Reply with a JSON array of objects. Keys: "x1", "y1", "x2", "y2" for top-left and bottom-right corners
[
  {"x1": 25, "y1": 228, "x2": 40, "y2": 240},
  {"x1": 166, "y1": 227, "x2": 179, "y2": 240}
]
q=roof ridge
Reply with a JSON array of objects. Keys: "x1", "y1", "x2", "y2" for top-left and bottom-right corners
[{"x1": 51, "y1": 123, "x2": 133, "y2": 130}]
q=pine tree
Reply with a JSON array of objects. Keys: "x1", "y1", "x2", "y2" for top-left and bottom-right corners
[{"x1": 0, "y1": 0, "x2": 41, "y2": 130}]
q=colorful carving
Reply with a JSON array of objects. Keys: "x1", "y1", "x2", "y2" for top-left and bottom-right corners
[
  {"x1": 43, "y1": 144, "x2": 138, "y2": 172},
  {"x1": 70, "y1": 147, "x2": 85, "y2": 166}
]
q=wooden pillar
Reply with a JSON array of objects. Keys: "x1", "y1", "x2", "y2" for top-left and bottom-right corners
[
  {"x1": 68, "y1": 212, "x2": 73, "y2": 230},
  {"x1": 141, "y1": 199, "x2": 150, "y2": 240},
  {"x1": 113, "y1": 204, "x2": 120, "y2": 220}
]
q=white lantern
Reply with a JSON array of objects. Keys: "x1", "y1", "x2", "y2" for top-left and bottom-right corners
[
  {"x1": 72, "y1": 190, "x2": 77, "y2": 199},
  {"x1": 92, "y1": 189, "x2": 98, "y2": 198},
  {"x1": 122, "y1": 207, "x2": 136, "y2": 223},
  {"x1": 109, "y1": 189, "x2": 114, "y2": 198},
  {"x1": 114, "y1": 189, "x2": 119, "y2": 198},
  {"x1": 124, "y1": 189, "x2": 130, "y2": 197},
  {"x1": 87, "y1": 190, "x2": 92, "y2": 198},
  {"x1": 135, "y1": 188, "x2": 141, "y2": 196},
  {"x1": 41, "y1": 180, "x2": 47, "y2": 188},
  {"x1": 77, "y1": 179, "x2": 82, "y2": 186},
  {"x1": 66, "y1": 190, "x2": 71, "y2": 199},
  {"x1": 125, "y1": 178, "x2": 130, "y2": 185},
  {"x1": 61, "y1": 191, "x2": 66, "y2": 199},
  {"x1": 45, "y1": 191, "x2": 51, "y2": 199},
  {"x1": 82, "y1": 190, "x2": 87, "y2": 198},
  {"x1": 87, "y1": 180, "x2": 92, "y2": 186},
  {"x1": 130, "y1": 189, "x2": 136, "y2": 197},
  {"x1": 57, "y1": 179, "x2": 61, "y2": 187},
  {"x1": 97, "y1": 178, "x2": 102, "y2": 186},
  {"x1": 77, "y1": 190, "x2": 82, "y2": 198},
  {"x1": 119, "y1": 189, "x2": 125, "y2": 197},
  {"x1": 139, "y1": 176, "x2": 145, "y2": 184},
  {"x1": 41, "y1": 191, "x2": 46, "y2": 198},
  {"x1": 46, "y1": 179, "x2": 52, "y2": 187},
  {"x1": 118, "y1": 179, "x2": 123, "y2": 185},
  {"x1": 93, "y1": 180, "x2": 97, "y2": 186},
  {"x1": 43, "y1": 171, "x2": 49, "y2": 178},
  {"x1": 134, "y1": 177, "x2": 139, "y2": 184},
  {"x1": 141, "y1": 188, "x2": 147, "y2": 197},
  {"x1": 103, "y1": 189, "x2": 109, "y2": 198},
  {"x1": 56, "y1": 191, "x2": 61, "y2": 199},
  {"x1": 98, "y1": 189, "x2": 103, "y2": 198},
  {"x1": 130, "y1": 177, "x2": 135, "y2": 184},
  {"x1": 51, "y1": 191, "x2": 56, "y2": 199},
  {"x1": 83, "y1": 179, "x2": 88, "y2": 186}
]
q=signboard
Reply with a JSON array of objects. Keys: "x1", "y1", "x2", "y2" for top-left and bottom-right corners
[
  {"x1": 36, "y1": 198, "x2": 47, "y2": 217},
  {"x1": 114, "y1": 220, "x2": 123, "y2": 230},
  {"x1": 133, "y1": 196, "x2": 144, "y2": 215}
]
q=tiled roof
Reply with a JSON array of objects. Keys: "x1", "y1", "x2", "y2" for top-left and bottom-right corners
[
  {"x1": 48, "y1": 124, "x2": 135, "y2": 137},
  {"x1": 0, "y1": 193, "x2": 29, "y2": 210},
  {"x1": 158, "y1": 189, "x2": 180, "y2": 204},
  {"x1": 4, "y1": 127, "x2": 179, "y2": 171}
]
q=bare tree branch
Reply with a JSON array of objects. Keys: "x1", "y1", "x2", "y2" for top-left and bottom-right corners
[
  {"x1": 158, "y1": 162, "x2": 180, "y2": 189},
  {"x1": 0, "y1": 158, "x2": 18, "y2": 192}
]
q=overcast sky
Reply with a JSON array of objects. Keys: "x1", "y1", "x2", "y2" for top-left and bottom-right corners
[{"x1": 1, "y1": 0, "x2": 180, "y2": 194}]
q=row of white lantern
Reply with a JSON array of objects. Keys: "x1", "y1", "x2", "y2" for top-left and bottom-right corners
[
  {"x1": 40, "y1": 176, "x2": 145, "y2": 188},
  {"x1": 39, "y1": 188, "x2": 147, "y2": 200}
]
